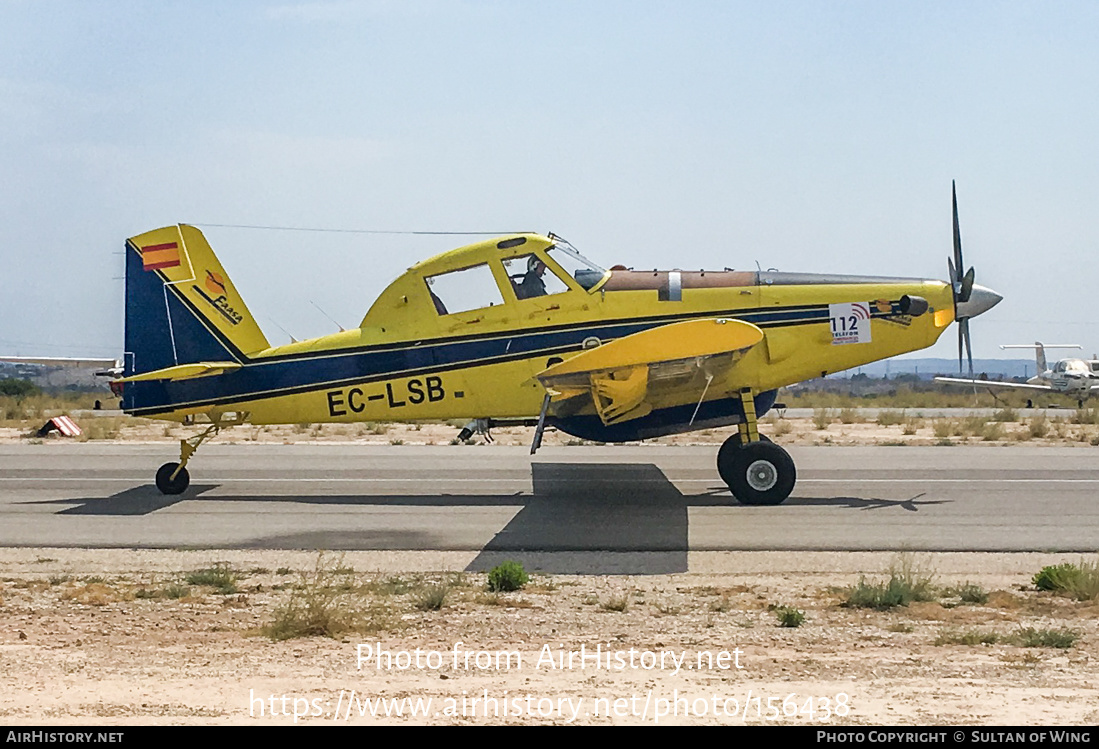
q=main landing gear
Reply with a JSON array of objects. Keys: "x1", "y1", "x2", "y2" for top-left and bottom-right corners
[
  {"x1": 716, "y1": 389, "x2": 796, "y2": 505},
  {"x1": 155, "y1": 423, "x2": 221, "y2": 495}
]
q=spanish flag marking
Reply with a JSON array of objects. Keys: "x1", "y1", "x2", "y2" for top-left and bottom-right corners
[{"x1": 142, "y1": 242, "x2": 181, "y2": 271}]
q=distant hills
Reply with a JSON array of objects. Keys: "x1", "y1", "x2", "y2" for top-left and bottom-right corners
[{"x1": 837, "y1": 358, "x2": 1038, "y2": 380}]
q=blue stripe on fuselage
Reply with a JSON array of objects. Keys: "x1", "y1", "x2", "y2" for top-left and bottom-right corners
[{"x1": 125, "y1": 304, "x2": 838, "y2": 415}]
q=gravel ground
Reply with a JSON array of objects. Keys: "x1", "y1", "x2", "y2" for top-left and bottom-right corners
[{"x1": 0, "y1": 548, "x2": 1096, "y2": 725}]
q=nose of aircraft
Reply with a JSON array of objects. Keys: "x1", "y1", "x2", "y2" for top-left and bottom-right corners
[{"x1": 955, "y1": 284, "x2": 1002, "y2": 319}]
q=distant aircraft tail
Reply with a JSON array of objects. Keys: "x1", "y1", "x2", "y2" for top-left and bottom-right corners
[
  {"x1": 1000, "y1": 342, "x2": 1082, "y2": 375},
  {"x1": 123, "y1": 225, "x2": 270, "y2": 378}
]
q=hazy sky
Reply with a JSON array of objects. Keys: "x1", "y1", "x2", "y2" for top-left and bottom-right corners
[{"x1": 2, "y1": 1, "x2": 1096, "y2": 366}]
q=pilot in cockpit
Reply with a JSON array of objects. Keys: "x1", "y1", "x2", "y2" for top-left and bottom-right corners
[{"x1": 514, "y1": 256, "x2": 548, "y2": 299}]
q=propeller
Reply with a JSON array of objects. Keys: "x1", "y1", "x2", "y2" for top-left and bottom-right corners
[{"x1": 949, "y1": 180, "x2": 976, "y2": 377}]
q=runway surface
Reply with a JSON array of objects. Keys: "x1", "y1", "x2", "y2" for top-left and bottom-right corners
[{"x1": 1, "y1": 444, "x2": 1096, "y2": 562}]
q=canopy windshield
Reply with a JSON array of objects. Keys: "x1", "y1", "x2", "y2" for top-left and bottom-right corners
[{"x1": 546, "y1": 239, "x2": 607, "y2": 291}]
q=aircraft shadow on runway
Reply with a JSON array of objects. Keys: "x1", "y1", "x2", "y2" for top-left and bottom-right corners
[{"x1": 23, "y1": 464, "x2": 949, "y2": 574}]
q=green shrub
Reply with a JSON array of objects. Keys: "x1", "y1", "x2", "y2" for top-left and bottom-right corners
[
  {"x1": 185, "y1": 563, "x2": 238, "y2": 594},
  {"x1": 846, "y1": 576, "x2": 913, "y2": 610},
  {"x1": 845, "y1": 555, "x2": 937, "y2": 610},
  {"x1": 413, "y1": 583, "x2": 449, "y2": 611},
  {"x1": 1012, "y1": 627, "x2": 1078, "y2": 649},
  {"x1": 935, "y1": 628, "x2": 999, "y2": 646},
  {"x1": 951, "y1": 582, "x2": 989, "y2": 605},
  {"x1": 262, "y1": 553, "x2": 377, "y2": 640},
  {"x1": 487, "y1": 561, "x2": 529, "y2": 592},
  {"x1": 1033, "y1": 563, "x2": 1083, "y2": 591},
  {"x1": 1032, "y1": 560, "x2": 1099, "y2": 600},
  {"x1": 775, "y1": 606, "x2": 805, "y2": 627},
  {"x1": 600, "y1": 594, "x2": 629, "y2": 612}
]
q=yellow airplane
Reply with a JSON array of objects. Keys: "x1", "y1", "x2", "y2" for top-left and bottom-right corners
[{"x1": 110, "y1": 184, "x2": 1001, "y2": 504}]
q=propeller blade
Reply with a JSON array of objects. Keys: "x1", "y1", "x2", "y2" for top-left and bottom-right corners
[
  {"x1": 960, "y1": 266, "x2": 975, "y2": 304},
  {"x1": 952, "y1": 180, "x2": 964, "y2": 284},
  {"x1": 957, "y1": 319, "x2": 964, "y2": 373},
  {"x1": 962, "y1": 318, "x2": 974, "y2": 378}
]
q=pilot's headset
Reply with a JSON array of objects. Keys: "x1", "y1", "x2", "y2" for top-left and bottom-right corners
[{"x1": 527, "y1": 256, "x2": 544, "y2": 273}]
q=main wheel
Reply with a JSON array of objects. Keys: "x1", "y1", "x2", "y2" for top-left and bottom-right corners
[
  {"x1": 716, "y1": 432, "x2": 770, "y2": 484},
  {"x1": 156, "y1": 462, "x2": 190, "y2": 495},
  {"x1": 718, "y1": 438, "x2": 795, "y2": 506}
]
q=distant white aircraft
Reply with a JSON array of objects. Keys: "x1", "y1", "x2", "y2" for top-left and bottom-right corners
[
  {"x1": 935, "y1": 343, "x2": 1099, "y2": 406},
  {"x1": 0, "y1": 356, "x2": 122, "y2": 378}
]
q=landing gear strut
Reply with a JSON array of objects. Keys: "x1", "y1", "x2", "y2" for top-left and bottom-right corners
[
  {"x1": 155, "y1": 424, "x2": 221, "y2": 495},
  {"x1": 717, "y1": 389, "x2": 796, "y2": 505}
]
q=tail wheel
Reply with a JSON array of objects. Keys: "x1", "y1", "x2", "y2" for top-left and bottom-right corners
[
  {"x1": 717, "y1": 436, "x2": 795, "y2": 506},
  {"x1": 155, "y1": 462, "x2": 190, "y2": 495}
]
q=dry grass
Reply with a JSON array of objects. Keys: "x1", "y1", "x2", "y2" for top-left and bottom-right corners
[{"x1": 61, "y1": 582, "x2": 130, "y2": 606}]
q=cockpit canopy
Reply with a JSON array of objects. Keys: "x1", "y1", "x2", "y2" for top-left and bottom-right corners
[
  {"x1": 423, "y1": 238, "x2": 606, "y2": 316},
  {"x1": 1055, "y1": 359, "x2": 1090, "y2": 375},
  {"x1": 360, "y1": 234, "x2": 608, "y2": 336}
]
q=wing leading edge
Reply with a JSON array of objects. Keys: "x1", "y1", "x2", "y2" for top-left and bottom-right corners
[{"x1": 933, "y1": 376, "x2": 1054, "y2": 393}]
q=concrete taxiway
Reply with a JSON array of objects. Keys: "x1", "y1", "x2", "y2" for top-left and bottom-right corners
[{"x1": 1, "y1": 444, "x2": 1096, "y2": 563}]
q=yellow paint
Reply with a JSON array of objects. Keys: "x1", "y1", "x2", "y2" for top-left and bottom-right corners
[
  {"x1": 126, "y1": 226, "x2": 959, "y2": 430},
  {"x1": 114, "y1": 361, "x2": 241, "y2": 383},
  {"x1": 537, "y1": 318, "x2": 763, "y2": 378},
  {"x1": 130, "y1": 225, "x2": 270, "y2": 355}
]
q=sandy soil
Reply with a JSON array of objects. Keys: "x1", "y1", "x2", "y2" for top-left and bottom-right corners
[
  {"x1": 1, "y1": 415, "x2": 1098, "y2": 725},
  {"x1": 1, "y1": 550, "x2": 1097, "y2": 726}
]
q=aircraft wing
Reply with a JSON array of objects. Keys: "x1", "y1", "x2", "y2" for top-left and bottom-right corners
[
  {"x1": 934, "y1": 376, "x2": 1053, "y2": 393},
  {"x1": 536, "y1": 318, "x2": 764, "y2": 425}
]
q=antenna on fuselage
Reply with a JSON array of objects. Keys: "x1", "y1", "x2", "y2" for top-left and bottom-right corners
[
  {"x1": 310, "y1": 300, "x2": 346, "y2": 333},
  {"x1": 266, "y1": 318, "x2": 299, "y2": 344}
]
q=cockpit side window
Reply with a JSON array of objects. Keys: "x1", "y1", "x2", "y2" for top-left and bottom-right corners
[
  {"x1": 502, "y1": 254, "x2": 571, "y2": 299},
  {"x1": 424, "y1": 263, "x2": 504, "y2": 315}
]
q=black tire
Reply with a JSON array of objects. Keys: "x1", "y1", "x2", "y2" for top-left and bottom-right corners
[
  {"x1": 717, "y1": 433, "x2": 770, "y2": 485},
  {"x1": 719, "y1": 439, "x2": 795, "y2": 506},
  {"x1": 156, "y1": 462, "x2": 190, "y2": 495}
]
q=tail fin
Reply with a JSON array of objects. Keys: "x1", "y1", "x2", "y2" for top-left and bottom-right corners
[
  {"x1": 124, "y1": 225, "x2": 270, "y2": 377},
  {"x1": 1034, "y1": 342, "x2": 1047, "y2": 373},
  {"x1": 1000, "y1": 342, "x2": 1082, "y2": 375}
]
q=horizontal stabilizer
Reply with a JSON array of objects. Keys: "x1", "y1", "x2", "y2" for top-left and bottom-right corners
[{"x1": 112, "y1": 361, "x2": 242, "y2": 383}]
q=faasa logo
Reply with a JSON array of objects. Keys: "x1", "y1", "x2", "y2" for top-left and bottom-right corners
[
  {"x1": 205, "y1": 270, "x2": 228, "y2": 296},
  {"x1": 193, "y1": 270, "x2": 244, "y2": 326}
]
